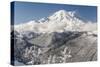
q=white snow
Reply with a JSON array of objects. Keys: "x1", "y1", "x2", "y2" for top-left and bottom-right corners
[{"x1": 14, "y1": 10, "x2": 97, "y2": 33}]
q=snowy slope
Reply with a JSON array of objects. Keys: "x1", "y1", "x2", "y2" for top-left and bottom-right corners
[{"x1": 14, "y1": 10, "x2": 97, "y2": 33}]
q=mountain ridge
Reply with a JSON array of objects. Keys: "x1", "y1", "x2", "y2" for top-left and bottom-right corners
[{"x1": 14, "y1": 10, "x2": 97, "y2": 33}]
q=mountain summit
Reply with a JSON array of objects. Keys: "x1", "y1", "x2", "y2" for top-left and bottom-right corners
[
  {"x1": 15, "y1": 10, "x2": 97, "y2": 33},
  {"x1": 48, "y1": 10, "x2": 76, "y2": 22}
]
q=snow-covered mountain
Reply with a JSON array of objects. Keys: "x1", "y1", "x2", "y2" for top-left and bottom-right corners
[
  {"x1": 12, "y1": 10, "x2": 97, "y2": 65},
  {"x1": 15, "y1": 10, "x2": 97, "y2": 33}
]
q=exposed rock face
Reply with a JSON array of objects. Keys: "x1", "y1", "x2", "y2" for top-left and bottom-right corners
[{"x1": 11, "y1": 31, "x2": 97, "y2": 65}]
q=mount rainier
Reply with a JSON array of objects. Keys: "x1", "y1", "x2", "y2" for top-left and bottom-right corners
[
  {"x1": 15, "y1": 10, "x2": 97, "y2": 33},
  {"x1": 11, "y1": 10, "x2": 97, "y2": 65}
]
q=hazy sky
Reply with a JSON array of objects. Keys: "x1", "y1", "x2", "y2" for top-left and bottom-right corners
[{"x1": 12, "y1": 1, "x2": 97, "y2": 24}]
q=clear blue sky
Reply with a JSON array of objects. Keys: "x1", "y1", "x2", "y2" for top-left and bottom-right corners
[{"x1": 12, "y1": 1, "x2": 97, "y2": 24}]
